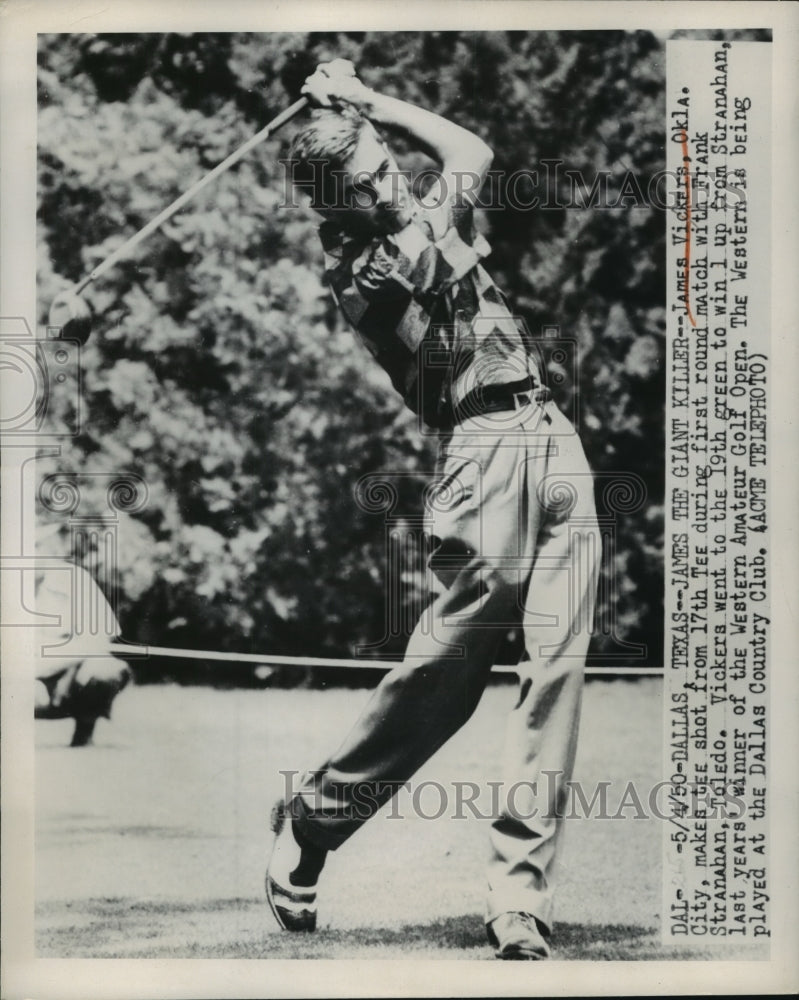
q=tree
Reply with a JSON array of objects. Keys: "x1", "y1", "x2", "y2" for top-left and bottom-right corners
[{"x1": 37, "y1": 30, "x2": 680, "y2": 675}]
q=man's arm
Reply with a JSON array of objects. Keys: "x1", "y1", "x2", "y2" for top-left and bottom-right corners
[{"x1": 302, "y1": 60, "x2": 493, "y2": 209}]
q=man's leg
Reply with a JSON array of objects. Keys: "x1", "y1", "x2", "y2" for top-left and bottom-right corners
[
  {"x1": 266, "y1": 550, "x2": 515, "y2": 930},
  {"x1": 70, "y1": 715, "x2": 99, "y2": 748},
  {"x1": 292, "y1": 426, "x2": 531, "y2": 849},
  {"x1": 268, "y1": 425, "x2": 535, "y2": 932},
  {"x1": 485, "y1": 408, "x2": 600, "y2": 946}
]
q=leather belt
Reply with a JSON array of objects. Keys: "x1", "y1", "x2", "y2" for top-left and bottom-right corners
[{"x1": 453, "y1": 378, "x2": 552, "y2": 425}]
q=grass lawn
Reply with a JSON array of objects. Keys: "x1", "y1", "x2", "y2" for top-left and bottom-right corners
[{"x1": 34, "y1": 679, "x2": 767, "y2": 961}]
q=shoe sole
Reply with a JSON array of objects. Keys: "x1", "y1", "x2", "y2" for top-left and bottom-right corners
[{"x1": 495, "y1": 944, "x2": 549, "y2": 960}]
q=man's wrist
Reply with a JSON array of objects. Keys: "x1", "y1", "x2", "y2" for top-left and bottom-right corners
[{"x1": 337, "y1": 81, "x2": 376, "y2": 115}]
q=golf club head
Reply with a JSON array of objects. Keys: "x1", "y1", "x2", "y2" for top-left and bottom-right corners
[{"x1": 48, "y1": 290, "x2": 93, "y2": 345}]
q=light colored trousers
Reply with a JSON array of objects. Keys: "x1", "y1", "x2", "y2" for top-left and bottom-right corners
[{"x1": 294, "y1": 399, "x2": 600, "y2": 932}]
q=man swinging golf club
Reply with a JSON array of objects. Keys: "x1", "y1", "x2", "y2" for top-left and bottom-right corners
[{"x1": 267, "y1": 59, "x2": 601, "y2": 960}]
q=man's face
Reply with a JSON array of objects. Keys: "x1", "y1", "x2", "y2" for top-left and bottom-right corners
[{"x1": 325, "y1": 127, "x2": 413, "y2": 237}]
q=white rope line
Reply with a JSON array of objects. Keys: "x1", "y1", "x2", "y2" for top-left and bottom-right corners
[{"x1": 109, "y1": 642, "x2": 663, "y2": 677}]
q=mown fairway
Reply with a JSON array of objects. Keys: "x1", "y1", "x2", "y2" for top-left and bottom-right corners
[{"x1": 35, "y1": 679, "x2": 764, "y2": 961}]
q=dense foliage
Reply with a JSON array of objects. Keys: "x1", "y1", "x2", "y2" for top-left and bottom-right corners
[{"x1": 36, "y1": 30, "x2": 687, "y2": 676}]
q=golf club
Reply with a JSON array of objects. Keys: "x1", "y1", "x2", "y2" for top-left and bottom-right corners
[{"x1": 48, "y1": 96, "x2": 309, "y2": 343}]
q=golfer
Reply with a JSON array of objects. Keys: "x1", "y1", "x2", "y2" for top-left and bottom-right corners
[{"x1": 267, "y1": 59, "x2": 600, "y2": 960}]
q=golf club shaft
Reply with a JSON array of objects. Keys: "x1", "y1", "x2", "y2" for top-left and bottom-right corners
[{"x1": 74, "y1": 96, "x2": 309, "y2": 295}]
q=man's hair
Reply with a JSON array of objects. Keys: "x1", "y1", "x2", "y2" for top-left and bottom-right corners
[{"x1": 288, "y1": 108, "x2": 371, "y2": 207}]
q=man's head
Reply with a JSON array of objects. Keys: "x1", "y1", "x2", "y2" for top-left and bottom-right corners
[{"x1": 289, "y1": 109, "x2": 413, "y2": 236}]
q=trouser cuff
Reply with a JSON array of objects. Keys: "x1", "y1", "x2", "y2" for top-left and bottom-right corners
[
  {"x1": 289, "y1": 794, "x2": 351, "y2": 852},
  {"x1": 485, "y1": 891, "x2": 554, "y2": 936}
]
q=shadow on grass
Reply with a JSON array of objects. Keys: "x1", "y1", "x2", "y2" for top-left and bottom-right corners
[
  {"x1": 252, "y1": 916, "x2": 768, "y2": 962},
  {"x1": 268, "y1": 915, "x2": 664, "y2": 961},
  {"x1": 36, "y1": 898, "x2": 769, "y2": 961}
]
